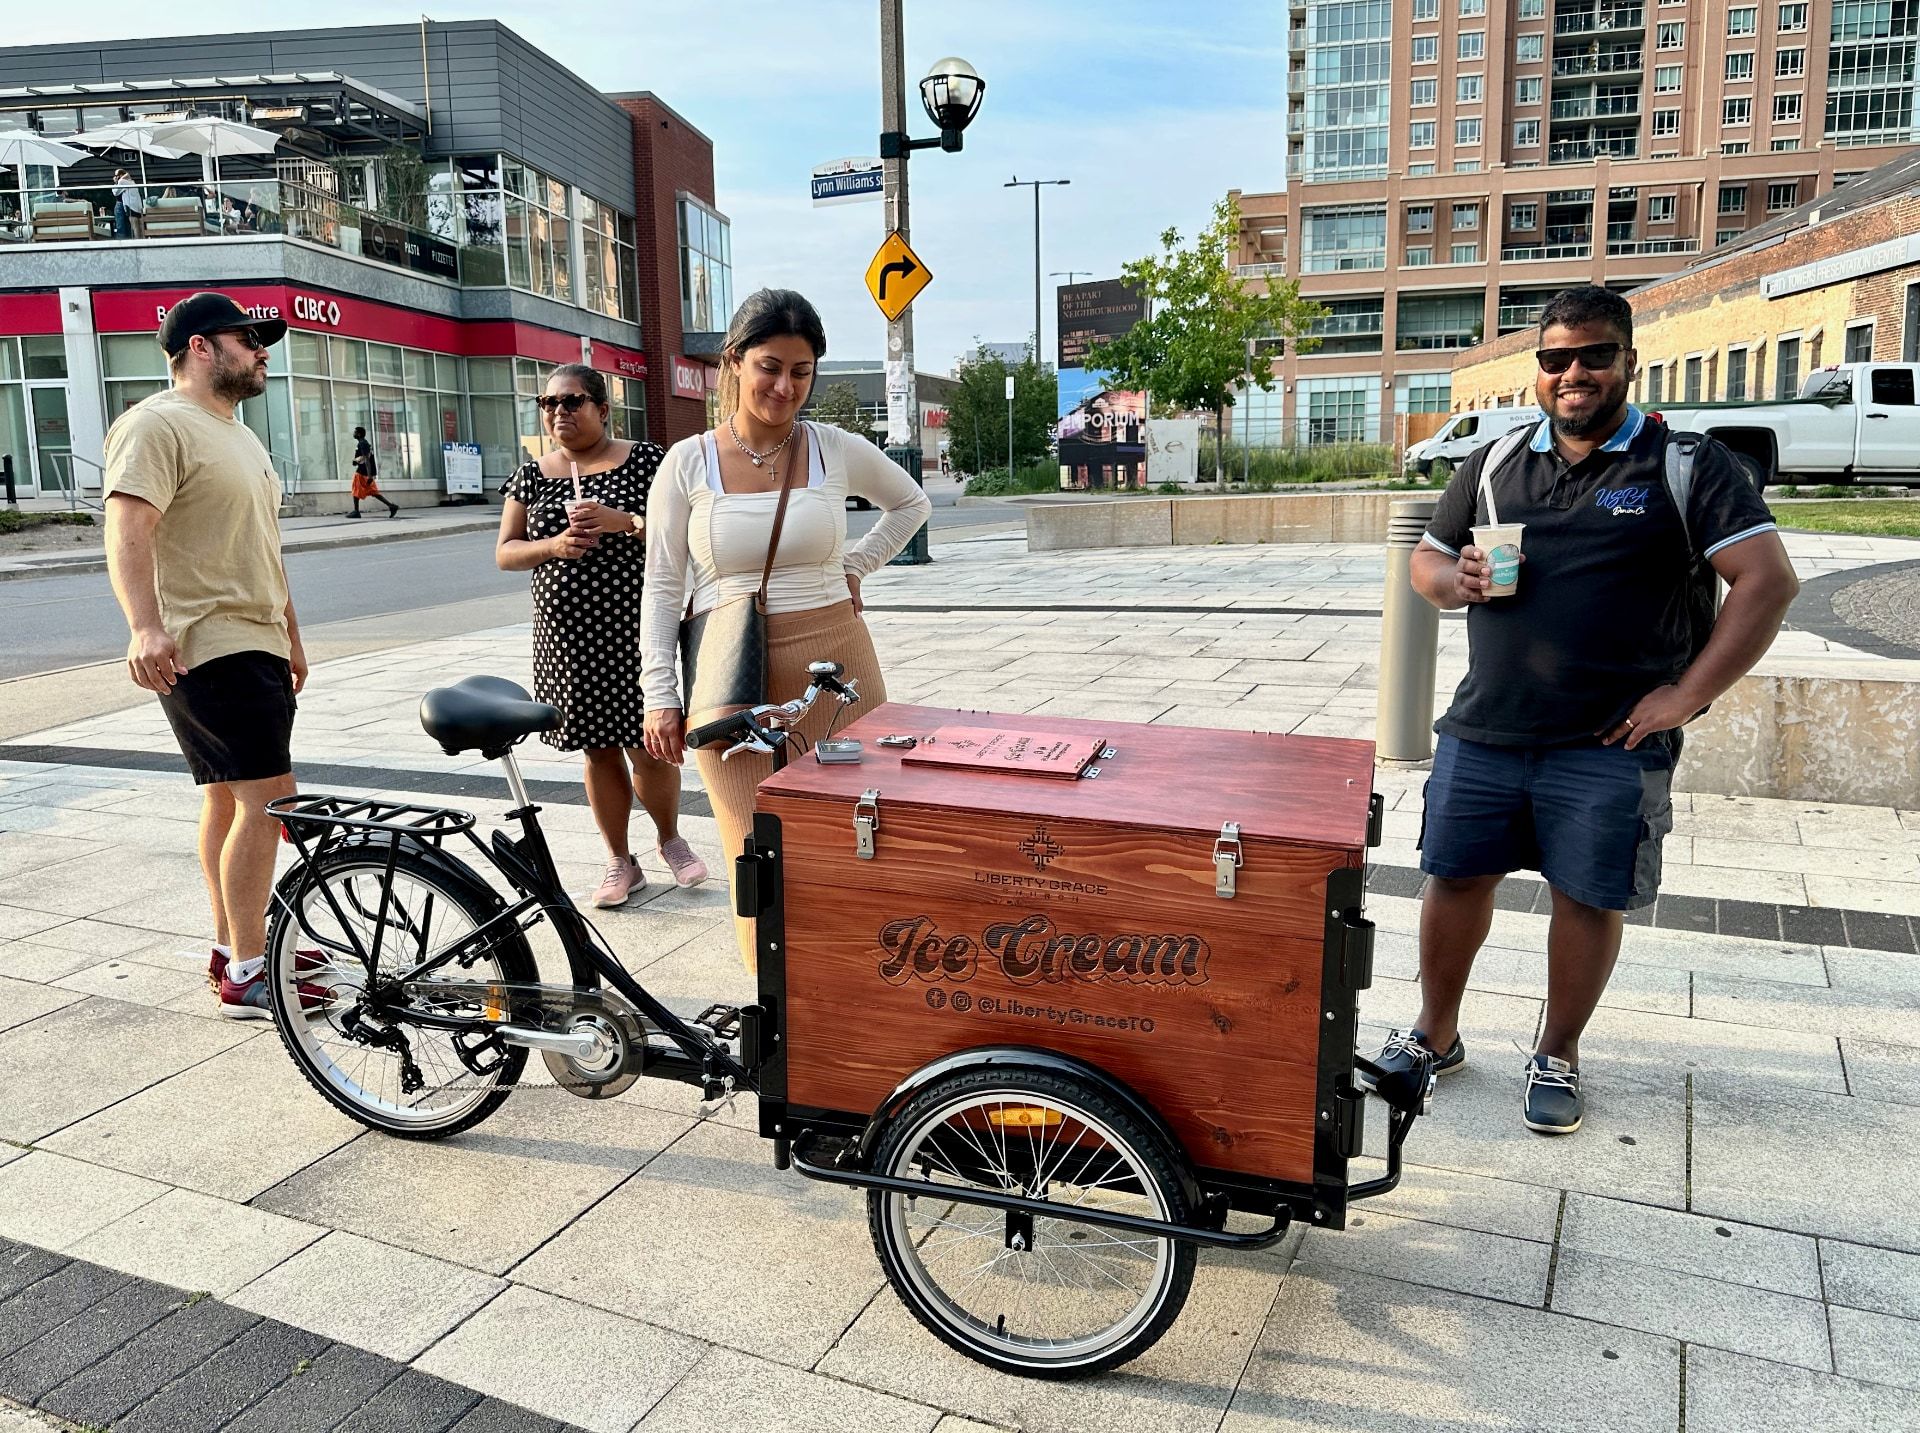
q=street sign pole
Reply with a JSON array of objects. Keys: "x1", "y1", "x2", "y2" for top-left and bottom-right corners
[
  {"x1": 881, "y1": 0, "x2": 930, "y2": 565},
  {"x1": 1006, "y1": 372, "x2": 1015, "y2": 482}
]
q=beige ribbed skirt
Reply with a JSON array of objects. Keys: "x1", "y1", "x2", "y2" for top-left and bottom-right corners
[{"x1": 693, "y1": 599, "x2": 888, "y2": 970}]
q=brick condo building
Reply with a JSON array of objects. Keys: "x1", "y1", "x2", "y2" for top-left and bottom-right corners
[
  {"x1": 1230, "y1": 0, "x2": 1920, "y2": 448},
  {"x1": 1447, "y1": 146, "x2": 1920, "y2": 409}
]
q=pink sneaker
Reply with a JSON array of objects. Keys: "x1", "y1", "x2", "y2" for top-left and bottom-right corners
[
  {"x1": 592, "y1": 855, "x2": 645, "y2": 908},
  {"x1": 660, "y1": 837, "x2": 709, "y2": 888}
]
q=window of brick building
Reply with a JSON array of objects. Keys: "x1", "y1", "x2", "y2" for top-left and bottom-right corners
[
  {"x1": 1771, "y1": 138, "x2": 1802, "y2": 151},
  {"x1": 1452, "y1": 202, "x2": 1480, "y2": 229},
  {"x1": 1776, "y1": 47, "x2": 1804, "y2": 77},
  {"x1": 1458, "y1": 74, "x2": 1483, "y2": 103},
  {"x1": 1408, "y1": 204, "x2": 1435, "y2": 232},
  {"x1": 1455, "y1": 159, "x2": 1483, "y2": 172},
  {"x1": 1718, "y1": 184, "x2": 1748, "y2": 214},
  {"x1": 1411, "y1": 120, "x2": 1438, "y2": 147},
  {"x1": 1457, "y1": 117, "x2": 1483, "y2": 145},
  {"x1": 1451, "y1": 242, "x2": 1480, "y2": 263},
  {"x1": 1722, "y1": 141, "x2": 1750, "y2": 153},
  {"x1": 1845, "y1": 321, "x2": 1874, "y2": 364},
  {"x1": 1414, "y1": 0, "x2": 1438, "y2": 17},
  {"x1": 1684, "y1": 355, "x2": 1704, "y2": 400},
  {"x1": 1406, "y1": 245, "x2": 1433, "y2": 265},
  {"x1": 1727, "y1": 347, "x2": 1749, "y2": 399},
  {"x1": 1409, "y1": 162, "x2": 1438, "y2": 176},
  {"x1": 1649, "y1": 194, "x2": 1676, "y2": 222},
  {"x1": 1517, "y1": 76, "x2": 1543, "y2": 104},
  {"x1": 1413, "y1": 78, "x2": 1438, "y2": 106},
  {"x1": 1767, "y1": 180, "x2": 1798, "y2": 210},
  {"x1": 1460, "y1": 0, "x2": 1485, "y2": 14},
  {"x1": 1459, "y1": 31, "x2": 1486, "y2": 59},
  {"x1": 1516, "y1": 33, "x2": 1544, "y2": 61},
  {"x1": 1775, "y1": 335, "x2": 1801, "y2": 397},
  {"x1": 1778, "y1": 2, "x2": 1807, "y2": 31},
  {"x1": 1724, "y1": 97, "x2": 1752, "y2": 125},
  {"x1": 1647, "y1": 364, "x2": 1665, "y2": 404},
  {"x1": 1515, "y1": 119, "x2": 1541, "y2": 146},
  {"x1": 1509, "y1": 201, "x2": 1538, "y2": 229},
  {"x1": 1414, "y1": 35, "x2": 1439, "y2": 63},
  {"x1": 1727, "y1": 6, "x2": 1757, "y2": 35},
  {"x1": 1653, "y1": 109, "x2": 1681, "y2": 137},
  {"x1": 1658, "y1": 21, "x2": 1685, "y2": 48},
  {"x1": 1655, "y1": 65, "x2": 1683, "y2": 93},
  {"x1": 1725, "y1": 53, "x2": 1754, "y2": 81},
  {"x1": 1519, "y1": 0, "x2": 1545, "y2": 14},
  {"x1": 1774, "y1": 92, "x2": 1802, "y2": 123},
  {"x1": 1716, "y1": 226, "x2": 1745, "y2": 245}
]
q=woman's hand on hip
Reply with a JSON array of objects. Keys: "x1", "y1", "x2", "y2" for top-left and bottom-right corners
[
  {"x1": 644, "y1": 708, "x2": 686, "y2": 766},
  {"x1": 846, "y1": 571, "x2": 864, "y2": 616}
]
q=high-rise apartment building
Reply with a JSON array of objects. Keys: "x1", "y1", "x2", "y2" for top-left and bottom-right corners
[{"x1": 1234, "y1": 0, "x2": 1920, "y2": 446}]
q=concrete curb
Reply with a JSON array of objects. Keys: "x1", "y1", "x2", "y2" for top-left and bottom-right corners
[{"x1": 0, "y1": 514, "x2": 502, "y2": 583}]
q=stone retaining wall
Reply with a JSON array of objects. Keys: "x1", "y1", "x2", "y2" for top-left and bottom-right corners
[{"x1": 1026, "y1": 493, "x2": 1404, "y2": 551}]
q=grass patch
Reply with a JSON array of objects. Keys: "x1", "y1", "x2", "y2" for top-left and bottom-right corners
[
  {"x1": 1199, "y1": 441, "x2": 1395, "y2": 488},
  {"x1": 1773, "y1": 500, "x2": 1920, "y2": 538},
  {"x1": 0, "y1": 510, "x2": 95, "y2": 535}
]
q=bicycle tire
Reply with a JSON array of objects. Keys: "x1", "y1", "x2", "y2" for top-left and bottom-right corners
[
  {"x1": 866, "y1": 1065, "x2": 1198, "y2": 1378},
  {"x1": 266, "y1": 843, "x2": 533, "y2": 1140}
]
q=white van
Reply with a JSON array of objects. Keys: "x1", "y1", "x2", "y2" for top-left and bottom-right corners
[{"x1": 1403, "y1": 407, "x2": 1543, "y2": 477}]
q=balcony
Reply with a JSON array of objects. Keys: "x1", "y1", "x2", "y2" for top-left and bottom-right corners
[
  {"x1": 1288, "y1": 27, "x2": 1306, "y2": 55},
  {"x1": 1550, "y1": 137, "x2": 1639, "y2": 162},
  {"x1": 1235, "y1": 261, "x2": 1289, "y2": 278},
  {"x1": 1552, "y1": 48, "x2": 1644, "y2": 77},
  {"x1": 1553, "y1": 6, "x2": 1645, "y2": 36},
  {"x1": 1498, "y1": 301, "x2": 1549, "y2": 329},
  {"x1": 0, "y1": 174, "x2": 500, "y2": 286},
  {"x1": 1605, "y1": 237, "x2": 1702, "y2": 256},
  {"x1": 1501, "y1": 242, "x2": 1594, "y2": 260},
  {"x1": 1289, "y1": 69, "x2": 1306, "y2": 97},
  {"x1": 1288, "y1": 108, "x2": 1306, "y2": 137},
  {"x1": 1549, "y1": 94, "x2": 1641, "y2": 120},
  {"x1": 1545, "y1": 224, "x2": 1593, "y2": 245},
  {"x1": 1308, "y1": 311, "x2": 1385, "y2": 337}
]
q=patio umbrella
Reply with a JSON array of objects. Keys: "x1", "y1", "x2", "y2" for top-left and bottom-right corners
[
  {"x1": 68, "y1": 123, "x2": 188, "y2": 189},
  {"x1": 141, "y1": 117, "x2": 280, "y2": 190},
  {"x1": 0, "y1": 135, "x2": 90, "y2": 169}
]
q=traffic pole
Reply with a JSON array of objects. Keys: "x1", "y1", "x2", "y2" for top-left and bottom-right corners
[{"x1": 881, "y1": 0, "x2": 930, "y2": 565}]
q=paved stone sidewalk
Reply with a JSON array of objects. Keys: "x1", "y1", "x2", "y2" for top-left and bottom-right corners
[{"x1": 1, "y1": 525, "x2": 1917, "y2": 1431}]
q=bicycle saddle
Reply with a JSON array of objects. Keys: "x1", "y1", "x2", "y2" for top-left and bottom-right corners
[{"x1": 419, "y1": 675, "x2": 560, "y2": 758}]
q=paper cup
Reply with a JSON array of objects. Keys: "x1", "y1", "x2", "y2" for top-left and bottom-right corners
[{"x1": 1470, "y1": 523, "x2": 1525, "y2": 597}]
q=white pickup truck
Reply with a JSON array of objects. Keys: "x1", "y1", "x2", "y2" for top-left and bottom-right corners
[{"x1": 1648, "y1": 362, "x2": 1920, "y2": 488}]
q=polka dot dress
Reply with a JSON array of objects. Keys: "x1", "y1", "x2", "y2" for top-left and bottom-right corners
[{"x1": 505, "y1": 442, "x2": 665, "y2": 752}]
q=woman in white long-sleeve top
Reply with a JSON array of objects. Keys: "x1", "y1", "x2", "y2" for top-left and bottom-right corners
[{"x1": 640, "y1": 288, "x2": 932, "y2": 968}]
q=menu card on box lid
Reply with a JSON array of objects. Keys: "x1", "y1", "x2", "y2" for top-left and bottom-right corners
[{"x1": 900, "y1": 725, "x2": 1105, "y2": 779}]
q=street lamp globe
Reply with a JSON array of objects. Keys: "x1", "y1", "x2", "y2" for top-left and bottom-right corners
[{"x1": 920, "y1": 57, "x2": 985, "y2": 133}]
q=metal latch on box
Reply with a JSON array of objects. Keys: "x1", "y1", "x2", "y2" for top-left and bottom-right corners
[
  {"x1": 1214, "y1": 821, "x2": 1243, "y2": 899},
  {"x1": 853, "y1": 789, "x2": 881, "y2": 860}
]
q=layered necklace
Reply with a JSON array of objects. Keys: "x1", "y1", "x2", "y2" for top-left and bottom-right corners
[{"x1": 727, "y1": 416, "x2": 798, "y2": 480}]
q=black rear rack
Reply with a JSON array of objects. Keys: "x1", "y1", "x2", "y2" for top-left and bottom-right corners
[{"x1": 268, "y1": 793, "x2": 475, "y2": 850}]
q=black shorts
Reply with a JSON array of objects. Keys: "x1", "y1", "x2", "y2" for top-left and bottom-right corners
[{"x1": 158, "y1": 650, "x2": 297, "y2": 786}]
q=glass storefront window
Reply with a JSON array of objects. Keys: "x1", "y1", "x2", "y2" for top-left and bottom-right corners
[
  {"x1": 290, "y1": 331, "x2": 329, "y2": 375},
  {"x1": 678, "y1": 196, "x2": 733, "y2": 331},
  {"x1": 0, "y1": 338, "x2": 16, "y2": 379},
  {"x1": 331, "y1": 338, "x2": 368, "y2": 381},
  {"x1": 99, "y1": 333, "x2": 164, "y2": 378},
  {"x1": 467, "y1": 356, "x2": 512, "y2": 393},
  {"x1": 292, "y1": 378, "x2": 337, "y2": 491},
  {"x1": 0, "y1": 386, "x2": 29, "y2": 480},
  {"x1": 22, "y1": 336, "x2": 67, "y2": 380},
  {"x1": 368, "y1": 343, "x2": 404, "y2": 385},
  {"x1": 435, "y1": 353, "x2": 463, "y2": 392},
  {"x1": 404, "y1": 349, "x2": 434, "y2": 390}
]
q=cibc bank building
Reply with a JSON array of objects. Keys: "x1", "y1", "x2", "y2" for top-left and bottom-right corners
[{"x1": 0, "y1": 20, "x2": 734, "y2": 509}]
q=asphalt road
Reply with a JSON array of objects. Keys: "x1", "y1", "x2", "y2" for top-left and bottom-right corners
[{"x1": 0, "y1": 498, "x2": 1014, "y2": 683}]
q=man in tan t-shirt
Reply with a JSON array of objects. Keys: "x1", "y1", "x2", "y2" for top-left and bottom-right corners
[{"x1": 105, "y1": 291, "x2": 314, "y2": 1020}]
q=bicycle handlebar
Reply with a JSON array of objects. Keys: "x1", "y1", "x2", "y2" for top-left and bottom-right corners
[{"x1": 684, "y1": 660, "x2": 860, "y2": 760}]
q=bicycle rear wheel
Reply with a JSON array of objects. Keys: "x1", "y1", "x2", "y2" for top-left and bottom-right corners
[{"x1": 266, "y1": 846, "x2": 531, "y2": 1138}]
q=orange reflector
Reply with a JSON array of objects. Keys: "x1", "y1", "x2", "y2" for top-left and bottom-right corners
[
  {"x1": 482, "y1": 985, "x2": 508, "y2": 1022},
  {"x1": 987, "y1": 1106, "x2": 1063, "y2": 1128}
]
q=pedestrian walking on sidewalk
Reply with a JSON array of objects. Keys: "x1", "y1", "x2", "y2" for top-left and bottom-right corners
[
  {"x1": 640, "y1": 288, "x2": 932, "y2": 969},
  {"x1": 346, "y1": 426, "x2": 398, "y2": 518},
  {"x1": 496, "y1": 363, "x2": 709, "y2": 907},
  {"x1": 102, "y1": 291, "x2": 315, "y2": 1020},
  {"x1": 1364, "y1": 285, "x2": 1799, "y2": 1135}
]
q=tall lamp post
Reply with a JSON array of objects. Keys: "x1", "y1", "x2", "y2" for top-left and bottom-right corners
[
  {"x1": 879, "y1": 2, "x2": 985, "y2": 564},
  {"x1": 1006, "y1": 177, "x2": 1069, "y2": 365}
]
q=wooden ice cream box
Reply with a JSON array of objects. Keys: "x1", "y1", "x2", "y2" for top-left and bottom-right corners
[{"x1": 745, "y1": 703, "x2": 1381, "y2": 1201}]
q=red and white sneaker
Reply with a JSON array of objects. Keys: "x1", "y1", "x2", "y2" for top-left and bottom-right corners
[{"x1": 214, "y1": 949, "x2": 333, "y2": 1019}]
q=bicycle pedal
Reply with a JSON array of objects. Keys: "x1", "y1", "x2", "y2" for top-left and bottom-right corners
[{"x1": 692, "y1": 1003, "x2": 743, "y2": 1040}]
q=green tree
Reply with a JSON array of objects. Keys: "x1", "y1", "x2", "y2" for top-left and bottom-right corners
[
  {"x1": 944, "y1": 344, "x2": 1055, "y2": 476},
  {"x1": 808, "y1": 381, "x2": 880, "y2": 447},
  {"x1": 1081, "y1": 195, "x2": 1326, "y2": 481}
]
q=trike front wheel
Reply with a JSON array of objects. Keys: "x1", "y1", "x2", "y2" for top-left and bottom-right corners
[{"x1": 866, "y1": 1066, "x2": 1197, "y2": 1377}]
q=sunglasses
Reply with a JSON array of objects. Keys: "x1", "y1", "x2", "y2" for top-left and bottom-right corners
[
  {"x1": 215, "y1": 327, "x2": 270, "y2": 352},
  {"x1": 1536, "y1": 342, "x2": 1624, "y2": 375},
  {"x1": 535, "y1": 393, "x2": 594, "y2": 414}
]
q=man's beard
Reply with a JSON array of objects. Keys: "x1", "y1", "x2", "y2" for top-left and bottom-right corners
[
  {"x1": 211, "y1": 353, "x2": 267, "y2": 403},
  {"x1": 1550, "y1": 391, "x2": 1623, "y2": 439}
]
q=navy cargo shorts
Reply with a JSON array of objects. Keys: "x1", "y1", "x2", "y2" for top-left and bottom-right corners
[{"x1": 1417, "y1": 731, "x2": 1680, "y2": 912}]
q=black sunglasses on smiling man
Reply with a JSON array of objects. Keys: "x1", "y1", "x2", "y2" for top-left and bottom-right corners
[
  {"x1": 535, "y1": 393, "x2": 593, "y2": 414},
  {"x1": 1535, "y1": 342, "x2": 1624, "y2": 375}
]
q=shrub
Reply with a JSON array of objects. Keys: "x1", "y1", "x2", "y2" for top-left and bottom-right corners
[{"x1": 962, "y1": 461, "x2": 1059, "y2": 497}]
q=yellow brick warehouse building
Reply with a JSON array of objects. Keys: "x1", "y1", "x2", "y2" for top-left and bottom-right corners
[{"x1": 1447, "y1": 150, "x2": 1920, "y2": 417}]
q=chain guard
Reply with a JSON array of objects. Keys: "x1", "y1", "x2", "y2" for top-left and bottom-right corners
[{"x1": 389, "y1": 979, "x2": 651, "y2": 1098}]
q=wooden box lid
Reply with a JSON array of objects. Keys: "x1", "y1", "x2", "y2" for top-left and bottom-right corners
[{"x1": 759, "y1": 703, "x2": 1376, "y2": 852}]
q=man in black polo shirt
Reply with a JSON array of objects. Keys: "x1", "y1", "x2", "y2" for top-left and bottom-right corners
[{"x1": 1367, "y1": 286, "x2": 1798, "y2": 1134}]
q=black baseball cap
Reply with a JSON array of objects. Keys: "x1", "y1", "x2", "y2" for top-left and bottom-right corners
[{"x1": 156, "y1": 292, "x2": 289, "y2": 356}]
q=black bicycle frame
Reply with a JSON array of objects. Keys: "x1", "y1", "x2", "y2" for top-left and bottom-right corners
[{"x1": 276, "y1": 790, "x2": 755, "y2": 1094}]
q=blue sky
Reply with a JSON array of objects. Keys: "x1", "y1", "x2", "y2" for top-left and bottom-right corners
[{"x1": 8, "y1": 2, "x2": 1288, "y2": 374}]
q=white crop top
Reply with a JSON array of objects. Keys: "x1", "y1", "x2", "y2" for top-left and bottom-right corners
[{"x1": 640, "y1": 420, "x2": 933, "y2": 710}]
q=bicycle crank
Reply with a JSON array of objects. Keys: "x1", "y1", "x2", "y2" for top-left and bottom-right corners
[{"x1": 542, "y1": 1002, "x2": 646, "y2": 1099}]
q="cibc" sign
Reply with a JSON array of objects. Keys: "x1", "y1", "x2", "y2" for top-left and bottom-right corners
[{"x1": 292, "y1": 294, "x2": 342, "y2": 327}]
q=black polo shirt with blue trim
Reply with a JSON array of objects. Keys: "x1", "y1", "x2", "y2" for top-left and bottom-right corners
[{"x1": 1422, "y1": 404, "x2": 1778, "y2": 747}]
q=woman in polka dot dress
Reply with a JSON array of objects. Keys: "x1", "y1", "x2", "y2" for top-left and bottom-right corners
[{"x1": 496, "y1": 364, "x2": 709, "y2": 907}]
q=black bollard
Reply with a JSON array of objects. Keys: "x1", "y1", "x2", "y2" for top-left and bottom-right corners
[{"x1": 2, "y1": 453, "x2": 15, "y2": 508}]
